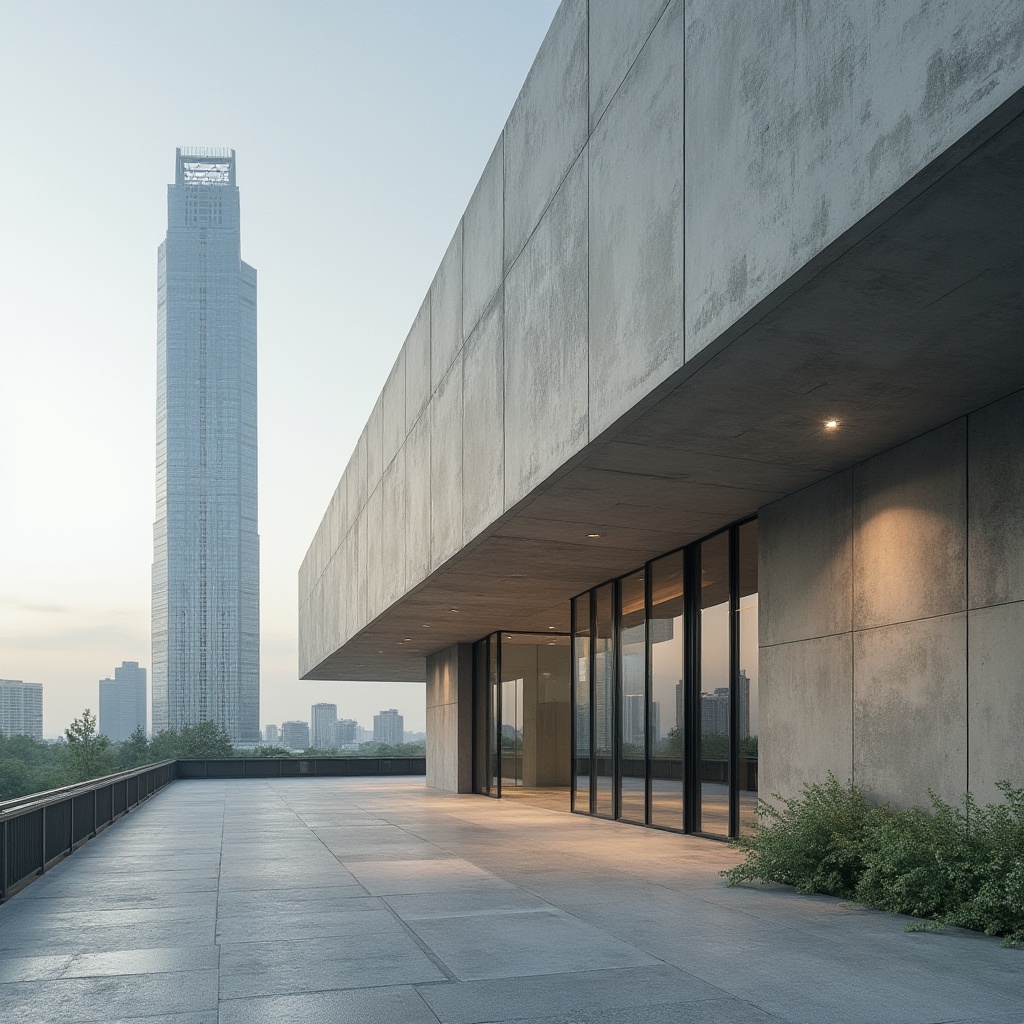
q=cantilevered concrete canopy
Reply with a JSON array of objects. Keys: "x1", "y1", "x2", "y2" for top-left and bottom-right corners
[
  {"x1": 300, "y1": 1, "x2": 1024, "y2": 684},
  {"x1": 304, "y1": 99, "x2": 1024, "y2": 682}
]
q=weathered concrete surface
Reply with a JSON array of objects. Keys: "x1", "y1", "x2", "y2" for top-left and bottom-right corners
[
  {"x1": 760, "y1": 633, "x2": 853, "y2": 802},
  {"x1": 426, "y1": 645, "x2": 473, "y2": 793},
  {"x1": 504, "y1": 153, "x2": 589, "y2": 502},
  {"x1": 760, "y1": 397, "x2": 1024, "y2": 807},
  {"x1": 2, "y1": 778, "x2": 1022, "y2": 1024},
  {"x1": 588, "y1": 0, "x2": 683, "y2": 437},
  {"x1": 299, "y1": 1, "x2": 1024, "y2": 682}
]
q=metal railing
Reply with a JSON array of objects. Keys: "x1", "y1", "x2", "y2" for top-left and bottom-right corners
[
  {"x1": 0, "y1": 760, "x2": 176, "y2": 901},
  {"x1": 0, "y1": 756, "x2": 426, "y2": 902},
  {"x1": 177, "y1": 756, "x2": 427, "y2": 778}
]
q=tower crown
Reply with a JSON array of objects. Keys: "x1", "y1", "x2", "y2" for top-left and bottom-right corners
[{"x1": 175, "y1": 147, "x2": 235, "y2": 186}]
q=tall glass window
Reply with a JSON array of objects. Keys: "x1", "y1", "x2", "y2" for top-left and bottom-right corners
[
  {"x1": 649, "y1": 551, "x2": 684, "y2": 830},
  {"x1": 572, "y1": 594, "x2": 591, "y2": 812},
  {"x1": 699, "y1": 531, "x2": 730, "y2": 837},
  {"x1": 489, "y1": 637, "x2": 500, "y2": 795},
  {"x1": 738, "y1": 520, "x2": 759, "y2": 834},
  {"x1": 618, "y1": 570, "x2": 646, "y2": 824},
  {"x1": 593, "y1": 583, "x2": 615, "y2": 818}
]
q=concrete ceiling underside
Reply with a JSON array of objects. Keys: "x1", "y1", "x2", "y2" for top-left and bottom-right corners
[{"x1": 306, "y1": 102, "x2": 1024, "y2": 683}]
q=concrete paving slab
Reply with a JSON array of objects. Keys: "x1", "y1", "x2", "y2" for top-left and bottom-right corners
[
  {"x1": 219, "y1": 933, "x2": 445, "y2": 997},
  {"x1": 218, "y1": 985, "x2": 440, "y2": 1024},
  {"x1": 344, "y1": 856, "x2": 516, "y2": 896}
]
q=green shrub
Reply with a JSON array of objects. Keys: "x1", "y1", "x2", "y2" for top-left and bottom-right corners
[
  {"x1": 723, "y1": 774, "x2": 882, "y2": 897},
  {"x1": 723, "y1": 777, "x2": 1024, "y2": 947}
]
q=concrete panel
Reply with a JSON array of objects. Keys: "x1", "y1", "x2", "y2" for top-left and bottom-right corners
[
  {"x1": 462, "y1": 295, "x2": 504, "y2": 543},
  {"x1": 346, "y1": 429, "x2": 368, "y2": 521},
  {"x1": 589, "y1": 0, "x2": 669, "y2": 128},
  {"x1": 405, "y1": 296, "x2": 431, "y2": 434},
  {"x1": 853, "y1": 419, "x2": 966, "y2": 631},
  {"x1": 588, "y1": 0, "x2": 683, "y2": 437},
  {"x1": 503, "y1": 0, "x2": 588, "y2": 269},
  {"x1": 382, "y1": 348, "x2": 406, "y2": 472},
  {"x1": 969, "y1": 389, "x2": 1024, "y2": 609},
  {"x1": 381, "y1": 446, "x2": 408, "y2": 611},
  {"x1": 340, "y1": 523, "x2": 354, "y2": 649},
  {"x1": 431, "y1": 226, "x2": 464, "y2": 394},
  {"x1": 463, "y1": 137, "x2": 503, "y2": 341},
  {"x1": 425, "y1": 644, "x2": 473, "y2": 793},
  {"x1": 504, "y1": 153, "x2": 589, "y2": 503},
  {"x1": 405, "y1": 409, "x2": 432, "y2": 587},
  {"x1": 853, "y1": 613, "x2": 967, "y2": 808},
  {"x1": 684, "y1": 0, "x2": 1024, "y2": 359},
  {"x1": 352, "y1": 507, "x2": 367, "y2": 636},
  {"x1": 430, "y1": 355, "x2": 464, "y2": 571},
  {"x1": 328, "y1": 478, "x2": 347, "y2": 559},
  {"x1": 759, "y1": 470, "x2": 852, "y2": 646},
  {"x1": 366, "y1": 396, "x2": 384, "y2": 497},
  {"x1": 969, "y1": 602, "x2": 1024, "y2": 803},
  {"x1": 365, "y1": 482, "x2": 384, "y2": 625},
  {"x1": 760, "y1": 634, "x2": 853, "y2": 804}
]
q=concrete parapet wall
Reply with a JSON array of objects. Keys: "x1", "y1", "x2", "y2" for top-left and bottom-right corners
[
  {"x1": 300, "y1": 0, "x2": 1024, "y2": 679},
  {"x1": 760, "y1": 389, "x2": 1024, "y2": 808}
]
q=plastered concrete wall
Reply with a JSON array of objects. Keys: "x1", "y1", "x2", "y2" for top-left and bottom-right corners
[
  {"x1": 300, "y1": 0, "x2": 1024, "y2": 677},
  {"x1": 760, "y1": 390, "x2": 1024, "y2": 808},
  {"x1": 425, "y1": 644, "x2": 474, "y2": 793}
]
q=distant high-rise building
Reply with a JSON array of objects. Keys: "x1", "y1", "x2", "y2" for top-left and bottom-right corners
[
  {"x1": 264, "y1": 724, "x2": 279, "y2": 744},
  {"x1": 701, "y1": 687, "x2": 731, "y2": 738},
  {"x1": 373, "y1": 709, "x2": 404, "y2": 746},
  {"x1": 152, "y1": 147, "x2": 259, "y2": 744},
  {"x1": 335, "y1": 718, "x2": 359, "y2": 747},
  {"x1": 737, "y1": 669, "x2": 751, "y2": 740},
  {"x1": 99, "y1": 661, "x2": 147, "y2": 742},
  {"x1": 280, "y1": 721, "x2": 309, "y2": 750},
  {"x1": 0, "y1": 681, "x2": 43, "y2": 741},
  {"x1": 310, "y1": 703, "x2": 337, "y2": 750}
]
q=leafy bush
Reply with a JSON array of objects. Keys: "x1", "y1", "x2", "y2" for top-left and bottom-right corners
[{"x1": 723, "y1": 777, "x2": 1024, "y2": 947}]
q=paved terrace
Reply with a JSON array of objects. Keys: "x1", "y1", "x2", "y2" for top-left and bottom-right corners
[{"x1": 0, "y1": 779, "x2": 1021, "y2": 1024}]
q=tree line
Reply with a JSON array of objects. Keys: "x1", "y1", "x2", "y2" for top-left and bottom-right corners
[{"x1": 0, "y1": 709, "x2": 425, "y2": 801}]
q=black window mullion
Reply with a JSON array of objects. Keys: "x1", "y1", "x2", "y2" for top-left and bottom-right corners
[
  {"x1": 613, "y1": 577, "x2": 622, "y2": 822},
  {"x1": 589, "y1": 590, "x2": 597, "y2": 815},
  {"x1": 684, "y1": 544, "x2": 701, "y2": 834},
  {"x1": 569, "y1": 599, "x2": 577, "y2": 813},
  {"x1": 495, "y1": 632, "x2": 502, "y2": 800},
  {"x1": 728, "y1": 526, "x2": 741, "y2": 838}
]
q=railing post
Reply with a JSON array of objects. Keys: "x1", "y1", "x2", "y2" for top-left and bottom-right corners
[
  {"x1": 1, "y1": 817, "x2": 7, "y2": 901},
  {"x1": 92, "y1": 789, "x2": 98, "y2": 837},
  {"x1": 39, "y1": 806, "x2": 46, "y2": 874},
  {"x1": 69, "y1": 796, "x2": 75, "y2": 854}
]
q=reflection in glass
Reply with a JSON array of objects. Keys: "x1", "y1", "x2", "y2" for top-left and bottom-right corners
[
  {"x1": 593, "y1": 583, "x2": 615, "y2": 817},
  {"x1": 618, "y1": 570, "x2": 646, "y2": 823},
  {"x1": 649, "y1": 552, "x2": 684, "y2": 830},
  {"x1": 738, "y1": 520, "x2": 759, "y2": 834},
  {"x1": 699, "y1": 531, "x2": 730, "y2": 836},
  {"x1": 572, "y1": 595, "x2": 591, "y2": 812},
  {"x1": 501, "y1": 672, "x2": 522, "y2": 788},
  {"x1": 490, "y1": 637, "x2": 500, "y2": 795}
]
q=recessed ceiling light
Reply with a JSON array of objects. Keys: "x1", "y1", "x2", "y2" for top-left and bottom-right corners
[
  {"x1": 547, "y1": 641, "x2": 557, "y2": 646},
  {"x1": 422, "y1": 623, "x2": 431, "y2": 628},
  {"x1": 824, "y1": 419, "x2": 839, "y2": 431},
  {"x1": 586, "y1": 532, "x2": 602, "y2": 539},
  {"x1": 449, "y1": 608, "x2": 458, "y2": 613},
  {"x1": 402, "y1": 637, "x2": 412, "y2": 643},
  {"x1": 548, "y1": 625, "x2": 556, "y2": 630}
]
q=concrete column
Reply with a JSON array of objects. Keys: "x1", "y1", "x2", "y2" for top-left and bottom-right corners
[{"x1": 425, "y1": 644, "x2": 474, "y2": 793}]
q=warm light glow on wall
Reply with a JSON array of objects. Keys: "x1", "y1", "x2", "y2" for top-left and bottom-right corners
[{"x1": 825, "y1": 419, "x2": 840, "y2": 431}]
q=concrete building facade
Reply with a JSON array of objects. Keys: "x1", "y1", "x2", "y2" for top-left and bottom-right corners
[
  {"x1": 0, "y1": 681, "x2": 43, "y2": 742},
  {"x1": 98, "y1": 661, "x2": 147, "y2": 742},
  {"x1": 153, "y1": 147, "x2": 260, "y2": 744},
  {"x1": 373, "y1": 709, "x2": 404, "y2": 747},
  {"x1": 300, "y1": 1, "x2": 1024, "y2": 836}
]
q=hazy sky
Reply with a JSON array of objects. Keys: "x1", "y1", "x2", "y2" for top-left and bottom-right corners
[{"x1": 0, "y1": 0, "x2": 560, "y2": 738}]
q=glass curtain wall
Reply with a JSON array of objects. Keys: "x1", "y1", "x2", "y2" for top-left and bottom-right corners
[
  {"x1": 593, "y1": 584, "x2": 615, "y2": 818},
  {"x1": 573, "y1": 594, "x2": 591, "y2": 812},
  {"x1": 649, "y1": 552, "x2": 684, "y2": 829},
  {"x1": 618, "y1": 570, "x2": 646, "y2": 824},
  {"x1": 571, "y1": 517, "x2": 758, "y2": 838},
  {"x1": 473, "y1": 633, "x2": 571, "y2": 799}
]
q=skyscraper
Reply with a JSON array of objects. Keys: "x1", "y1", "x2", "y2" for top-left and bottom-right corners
[
  {"x1": 99, "y1": 661, "x2": 147, "y2": 742},
  {"x1": 0, "y1": 681, "x2": 43, "y2": 741},
  {"x1": 152, "y1": 148, "x2": 259, "y2": 743}
]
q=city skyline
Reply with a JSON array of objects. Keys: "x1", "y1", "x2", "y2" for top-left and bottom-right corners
[{"x1": 0, "y1": 1, "x2": 559, "y2": 736}]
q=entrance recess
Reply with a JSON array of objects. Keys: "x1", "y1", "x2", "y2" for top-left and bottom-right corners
[{"x1": 472, "y1": 633, "x2": 571, "y2": 808}]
